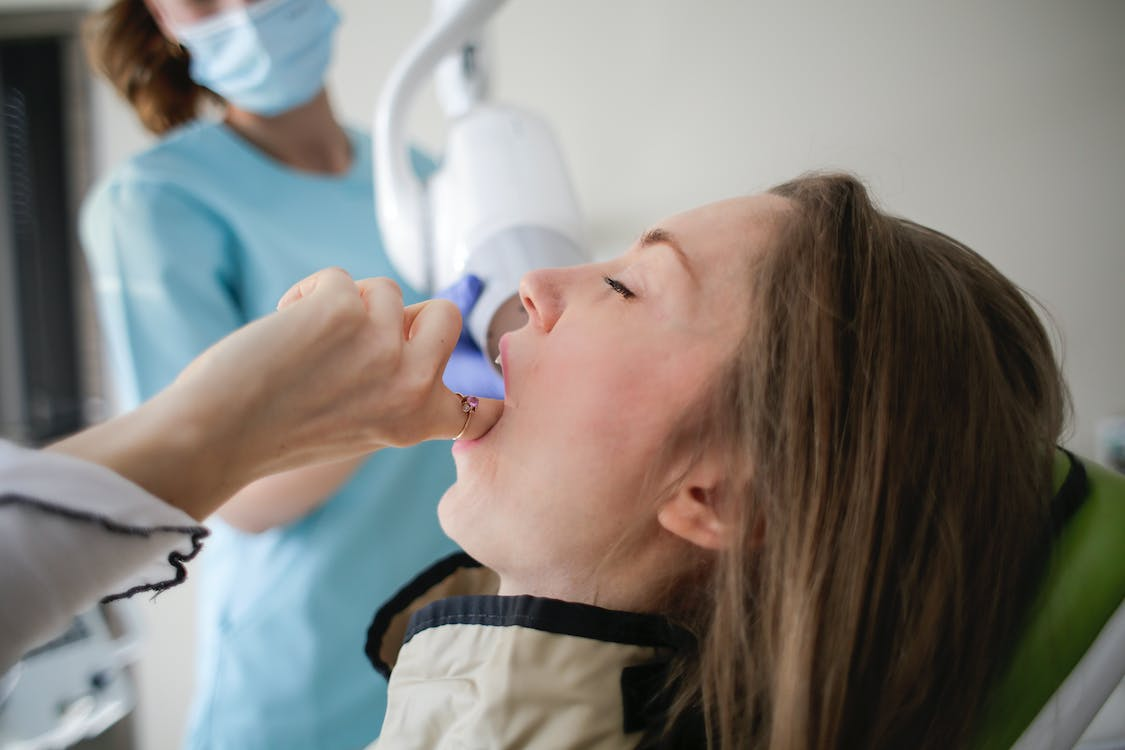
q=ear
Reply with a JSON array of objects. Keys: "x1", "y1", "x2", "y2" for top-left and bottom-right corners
[{"x1": 656, "y1": 458, "x2": 729, "y2": 551}]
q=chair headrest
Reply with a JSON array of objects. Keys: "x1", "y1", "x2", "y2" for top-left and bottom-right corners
[{"x1": 974, "y1": 452, "x2": 1125, "y2": 749}]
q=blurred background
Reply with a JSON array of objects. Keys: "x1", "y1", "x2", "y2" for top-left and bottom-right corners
[{"x1": 0, "y1": 0, "x2": 1122, "y2": 747}]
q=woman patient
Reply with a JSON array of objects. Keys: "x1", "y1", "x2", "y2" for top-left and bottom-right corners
[{"x1": 362, "y1": 172, "x2": 1065, "y2": 749}]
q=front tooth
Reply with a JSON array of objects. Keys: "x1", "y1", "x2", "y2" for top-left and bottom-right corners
[{"x1": 495, "y1": 354, "x2": 502, "y2": 367}]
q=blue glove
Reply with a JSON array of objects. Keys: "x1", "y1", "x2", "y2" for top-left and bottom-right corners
[{"x1": 435, "y1": 274, "x2": 505, "y2": 399}]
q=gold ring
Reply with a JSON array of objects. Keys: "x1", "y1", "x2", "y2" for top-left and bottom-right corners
[{"x1": 452, "y1": 393, "x2": 479, "y2": 440}]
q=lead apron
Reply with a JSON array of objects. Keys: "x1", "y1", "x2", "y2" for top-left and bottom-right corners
[{"x1": 365, "y1": 553, "x2": 703, "y2": 749}]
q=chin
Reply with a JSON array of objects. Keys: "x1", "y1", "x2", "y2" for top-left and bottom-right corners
[{"x1": 436, "y1": 481, "x2": 487, "y2": 560}]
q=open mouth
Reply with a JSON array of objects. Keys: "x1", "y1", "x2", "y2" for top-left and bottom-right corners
[{"x1": 498, "y1": 334, "x2": 512, "y2": 397}]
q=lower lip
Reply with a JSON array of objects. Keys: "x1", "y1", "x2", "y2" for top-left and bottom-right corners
[
  {"x1": 451, "y1": 438, "x2": 478, "y2": 455},
  {"x1": 451, "y1": 417, "x2": 498, "y2": 454}
]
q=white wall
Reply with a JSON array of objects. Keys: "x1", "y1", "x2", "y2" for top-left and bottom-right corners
[{"x1": 75, "y1": 1, "x2": 1125, "y2": 747}]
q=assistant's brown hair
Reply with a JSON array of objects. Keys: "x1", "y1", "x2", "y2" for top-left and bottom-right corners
[
  {"x1": 663, "y1": 173, "x2": 1066, "y2": 749},
  {"x1": 83, "y1": 0, "x2": 216, "y2": 134}
]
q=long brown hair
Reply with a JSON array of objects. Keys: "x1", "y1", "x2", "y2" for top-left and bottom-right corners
[
  {"x1": 667, "y1": 173, "x2": 1066, "y2": 749},
  {"x1": 83, "y1": 0, "x2": 216, "y2": 134}
]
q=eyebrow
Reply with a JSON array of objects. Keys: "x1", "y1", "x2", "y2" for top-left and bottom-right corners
[{"x1": 638, "y1": 227, "x2": 695, "y2": 281}]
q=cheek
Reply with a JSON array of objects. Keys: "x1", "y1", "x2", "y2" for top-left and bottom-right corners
[
  {"x1": 439, "y1": 389, "x2": 665, "y2": 570},
  {"x1": 499, "y1": 363, "x2": 686, "y2": 528},
  {"x1": 442, "y1": 333, "x2": 712, "y2": 561},
  {"x1": 521, "y1": 340, "x2": 672, "y2": 444}
]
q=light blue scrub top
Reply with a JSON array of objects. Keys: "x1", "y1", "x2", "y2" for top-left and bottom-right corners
[{"x1": 80, "y1": 122, "x2": 458, "y2": 750}]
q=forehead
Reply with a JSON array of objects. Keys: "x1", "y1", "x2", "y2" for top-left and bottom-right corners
[
  {"x1": 636, "y1": 194, "x2": 788, "y2": 347},
  {"x1": 660, "y1": 193, "x2": 789, "y2": 287},
  {"x1": 150, "y1": 0, "x2": 254, "y2": 25}
]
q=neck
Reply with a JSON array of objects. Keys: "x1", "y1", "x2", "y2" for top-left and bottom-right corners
[
  {"x1": 495, "y1": 531, "x2": 695, "y2": 615},
  {"x1": 224, "y1": 90, "x2": 352, "y2": 175}
]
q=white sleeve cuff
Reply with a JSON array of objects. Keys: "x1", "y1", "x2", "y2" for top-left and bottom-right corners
[
  {"x1": 0, "y1": 440, "x2": 208, "y2": 669},
  {"x1": 0, "y1": 439, "x2": 207, "y2": 599}
]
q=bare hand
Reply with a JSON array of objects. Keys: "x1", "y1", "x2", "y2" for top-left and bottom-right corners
[
  {"x1": 266, "y1": 267, "x2": 503, "y2": 451},
  {"x1": 50, "y1": 268, "x2": 505, "y2": 523}
]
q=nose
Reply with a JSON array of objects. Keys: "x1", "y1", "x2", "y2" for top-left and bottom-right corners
[{"x1": 519, "y1": 267, "x2": 567, "y2": 333}]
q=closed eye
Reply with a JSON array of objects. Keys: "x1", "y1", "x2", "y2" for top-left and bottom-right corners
[{"x1": 604, "y1": 276, "x2": 635, "y2": 299}]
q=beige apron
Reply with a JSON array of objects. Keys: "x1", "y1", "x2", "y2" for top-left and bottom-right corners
[{"x1": 365, "y1": 554, "x2": 701, "y2": 749}]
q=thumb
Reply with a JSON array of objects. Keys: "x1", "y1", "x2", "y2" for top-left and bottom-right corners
[{"x1": 401, "y1": 301, "x2": 504, "y2": 442}]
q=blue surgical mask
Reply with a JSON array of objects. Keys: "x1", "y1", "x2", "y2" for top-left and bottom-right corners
[{"x1": 175, "y1": 0, "x2": 340, "y2": 117}]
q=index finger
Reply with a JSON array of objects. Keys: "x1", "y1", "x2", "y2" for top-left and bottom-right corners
[
  {"x1": 276, "y1": 267, "x2": 353, "y2": 310},
  {"x1": 355, "y1": 277, "x2": 406, "y2": 331}
]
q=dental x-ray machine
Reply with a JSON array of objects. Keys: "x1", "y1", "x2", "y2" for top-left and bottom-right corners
[{"x1": 374, "y1": 0, "x2": 585, "y2": 353}]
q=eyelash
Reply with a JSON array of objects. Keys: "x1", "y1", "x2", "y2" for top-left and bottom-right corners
[{"x1": 604, "y1": 276, "x2": 635, "y2": 299}]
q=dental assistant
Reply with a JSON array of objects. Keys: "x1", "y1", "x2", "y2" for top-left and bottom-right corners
[{"x1": 81, "y1": 1, "x2": 463, "y2": 747}]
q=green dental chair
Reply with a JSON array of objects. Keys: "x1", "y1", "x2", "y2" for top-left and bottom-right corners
[{"x1": 974, "y1": 451, "x2": 1125, "y2": 750}]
